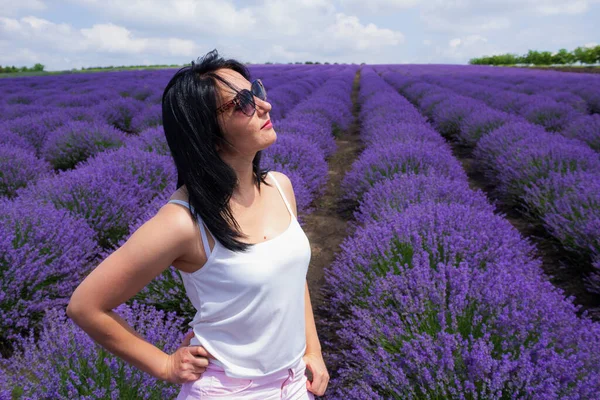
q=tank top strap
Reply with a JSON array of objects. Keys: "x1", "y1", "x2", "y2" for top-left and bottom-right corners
[
  {"x1": 267, "y1": 171, "x2": 294, "y2": 218},
  {"x1": 167, "y1": 199, "x2": 212, "y2": 258}
]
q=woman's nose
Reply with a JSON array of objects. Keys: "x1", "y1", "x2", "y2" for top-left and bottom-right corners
[{"x1": 255, "y1": 97, "x2": 271, "y2": 113}]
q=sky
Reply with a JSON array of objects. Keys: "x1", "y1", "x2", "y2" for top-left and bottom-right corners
[{"x1": 0, "y1": 0, "x2": 598, "y2": 71}]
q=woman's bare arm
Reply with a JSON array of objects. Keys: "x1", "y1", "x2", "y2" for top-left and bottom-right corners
[{"x1": 66, "y1": 203, "x2": 198, "y2": 381}]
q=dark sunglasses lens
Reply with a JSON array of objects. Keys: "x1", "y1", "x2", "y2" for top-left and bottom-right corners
[
  {"x1": 238, "y1": 90, "x2": 256, "y2": 116},
  {"x1": 251, "y1": 80, "x2": 267, "y2": 101}
]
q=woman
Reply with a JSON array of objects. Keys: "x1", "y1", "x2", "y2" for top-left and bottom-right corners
[{"x1": 66, "y1": 49, "x2": 329, "y2": 399}]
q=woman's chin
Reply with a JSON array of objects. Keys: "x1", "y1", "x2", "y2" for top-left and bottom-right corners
[{"x1": 261, "y1": 129, "x2": 277, "y2": 149}]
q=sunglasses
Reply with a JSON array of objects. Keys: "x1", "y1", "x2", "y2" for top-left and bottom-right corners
[{"x1": 216, "y1": 79, "x2": 267, "y2": 117}]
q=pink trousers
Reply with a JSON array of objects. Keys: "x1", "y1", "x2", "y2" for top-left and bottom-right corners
[{"x1": 176, "y1": 357, "x2": 316, "y2": 399}]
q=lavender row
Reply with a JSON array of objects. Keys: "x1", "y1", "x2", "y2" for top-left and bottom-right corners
[
  {"x1": 448, "y1": 65, "x2": 600, "y2": 114},
  {"x1": 378, "y1": 69, "x2": 600, "y2": 294},
  {"x1": 376, "y1": 64, "x2": 600, "y2": 115},
  {"x1": 377, "y1": 66, "x2": 599, "y2": 151},
  {"x1": 425, "y1": 72, "x2": 600, "y2": 151},
  {"x1": 318, "y1": 66, "x2": 600, "y2": 399}
]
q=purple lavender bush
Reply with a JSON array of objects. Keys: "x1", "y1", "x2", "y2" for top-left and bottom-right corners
[
  {"x1": 130, "y1": 104, "x2": 162, "y2": 133},
  {"x1": 119, "y1": 82, "x2": 155, "y2": 102},
  {"x1": 473, "y1": 121, "x2": 558, "y2": 186},
  {"x1": 563, "y1": 114, "x2": 600, "y2": 152},
  {"x1": 95, "y1": 98, "x2": 145, "y2": 133},
  {"x1": 0, "y1": 104, "x2": 52, "y2": 122},
  {"x1": 0, "y1": 302, "x2": 183, "y2": 399},
  {"x1": 124, "y1": 126, "x2": 171, "y2": 156},
  {"x1": 540, "y1": 90, "x2": 588, "y2": 114},
  {"x1": 273, "y1": 117, "x2": 337, "y2": 158},
  {"x1": 457, "y1": 108, "x2": 519, "y2": 147},
  {"x1": 491, "y1": 132, "x2": 600, "y2": 203},
  {"x1": 0, "y1": 144, "x2": 54, "y2": 198},
  {"x1": 2, "y1": 111, "x2": 70, "y2": 155},
  {"x1": 0, "y1": 126, "x2": 37, "y2": 153},
  {"x1": 40, "y1": 121, "x2": 127, "y2": 170},
  {"x1": 519, "y1": 96, "x2": 581, "y2": 133},
  {"x1": 418, "y1": 92, "x2": 451, "y2": 118},
  {"x1": 354, "y1": 172, "x2": 494, "y2": 227},
  {"x1": 341, "y1": 140, "x2": 467, "y2": 202},
  {"x1": 286, "y1": 72, "x2": 355, "y2": 132},
  {"x1": 0, "y1": 196, "x2": 99, "y2": 347},
  {"x1": 78, "y1": 146, "x2": 177, "y2": 211},
  {"x1": 430, "y1": 96, "x2": 483, "y2": 137},
  {"x1": 14, "y1": 167, "x2": 143, "y2": 249},
  {"x1": 359, "y1": 92, "x2": 427, "y2": 127},
  {"x1": 362, "y1": 120, "x2": 447, "y2": 148},
  {"x1": 522, "y1": 170, "x2": 600, "y2": 289}
]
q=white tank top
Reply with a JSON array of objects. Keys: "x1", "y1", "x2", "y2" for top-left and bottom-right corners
[{"x1": 167, "y1": 172, "x2": 312, "y2": 379}]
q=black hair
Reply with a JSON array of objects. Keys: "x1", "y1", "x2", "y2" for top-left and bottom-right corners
[{"x1": 162, "y1": 49, "x2": 271, "y2": 253}]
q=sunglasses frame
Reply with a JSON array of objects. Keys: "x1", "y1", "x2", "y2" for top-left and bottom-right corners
[{"x1": 216, "y1": 79, "x2": 267, "y2": 116}]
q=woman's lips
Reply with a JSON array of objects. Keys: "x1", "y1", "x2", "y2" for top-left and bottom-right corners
[{"x1": 261, "y1": 120, "x2": 272, "y2": 129}]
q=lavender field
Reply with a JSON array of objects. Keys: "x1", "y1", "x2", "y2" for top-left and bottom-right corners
[{"x1": 1, "y1": 64, "x2": 600, "y2": 399}]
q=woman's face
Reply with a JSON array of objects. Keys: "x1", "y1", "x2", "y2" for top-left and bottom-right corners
[{"x1": 213, "y1": 68, "x2": 275, "y2": 159}]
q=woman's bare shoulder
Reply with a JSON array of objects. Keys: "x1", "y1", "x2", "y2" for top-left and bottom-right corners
[{"x1": 168, "y1": 185, "x2": 189, "y2": 202}]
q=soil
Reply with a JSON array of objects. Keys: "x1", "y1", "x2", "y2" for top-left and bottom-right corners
[
  {"x1": 301, "y1": 70, "x2": 364, "y2": 311},
  {"x1": 449, "y1": 142, "x2": 600, "y2": 322}
]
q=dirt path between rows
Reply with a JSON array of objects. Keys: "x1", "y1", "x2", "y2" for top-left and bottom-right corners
[
  {"x1": 300, "y1": 70, "x2": 364, "y2": 378},
  {"x1": 449, "y1": 142, "x2": 600, "y2": 322}
]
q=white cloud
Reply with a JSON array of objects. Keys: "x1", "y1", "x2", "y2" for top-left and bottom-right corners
[
  {"x1": 323, "y1": 13, "x2": 404, "y2": 51},
  {"x1": 63, "y1": 0, "x2": 257, "y2": 35},
  {"x1": 0, "y1": 16, "x2": 199, "y2": 70}
]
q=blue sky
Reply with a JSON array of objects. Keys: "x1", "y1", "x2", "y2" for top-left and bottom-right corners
[{"x1": 0, "y1": 0, "x2": 598, "y2": 71}]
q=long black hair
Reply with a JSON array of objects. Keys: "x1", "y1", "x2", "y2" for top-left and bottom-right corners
[{"x1": 162, "y1": 49, "x2": 271, "y2": 253}]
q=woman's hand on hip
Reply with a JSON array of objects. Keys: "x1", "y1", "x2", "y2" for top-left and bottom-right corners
[
  {"x1": 303, "y1": 352, "x2": 329, "y2": 397},
  {"x1": 162, "y1": 330, "x2": 214, "y2": 384}
]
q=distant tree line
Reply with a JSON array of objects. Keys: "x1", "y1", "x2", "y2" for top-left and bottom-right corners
[
  {"x1": 469, "y1": 45, "x2": 600, "y2": 66},
  {"x1": 0, "y1": 63, "x2": 45, "y2": 73}
]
